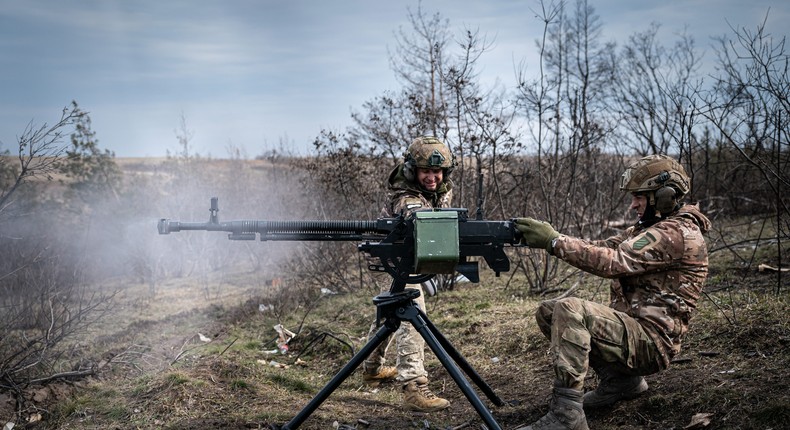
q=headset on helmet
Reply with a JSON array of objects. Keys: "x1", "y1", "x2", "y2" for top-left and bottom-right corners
[
  {"x1": 402, "y1": 136, "x2": 457, "y2": 182},
  {"x1": 620, "y1": 154, "x2": 690, "y2": 215}
]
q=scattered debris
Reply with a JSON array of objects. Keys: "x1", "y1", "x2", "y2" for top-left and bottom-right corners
[
  {"x1": 258, "y1": 359, "x2": 289, "y2": 369},
  {"x1": 259, "y1": 303, "x2": 275, "y2": 313},
  {"x1": 274, "y1": 324, "x2": 296, "y2": 354},
  {"x1": 454, "y1": 274, "x2": 471, "y2": 283},
  {"x1": 321, "y1": 287, "x2": 338, "y2": 295},
  {"x1": 758, "y1": 264, "x2": 788, "y2": 272},
  {"x1": 683, "y1": 412, "x2": 714, "y2": 429},
  {"x1": 197, "y1": 333, "x2": 211, "y2": 343}
]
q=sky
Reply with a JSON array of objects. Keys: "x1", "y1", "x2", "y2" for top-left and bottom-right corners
[{"x1": 1, "y1": 0, "x2": 787, "y2": 159}]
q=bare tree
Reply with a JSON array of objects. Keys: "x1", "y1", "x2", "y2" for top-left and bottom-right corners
[
  {"x1": 701, "y1": 13, "x2": 789, "y2": 291},
  {"x1": 609, "y1": 21, "x2": 707, "y2": 176},
  {"x1": 342, "y1": 2, "x2": 456, "y2": 172},
  {"x1": 514, "y1": 0, "x2": 623, "y2": 292},
  {"x1": 350, "y1": 3, "x2": 520, "y2": 215},
  {"x1": 443, "y1": 27, "x2": 521, "y2": 219},
  {"x1": 0, "y1": 102, "x2": 86, "y2": 213}
]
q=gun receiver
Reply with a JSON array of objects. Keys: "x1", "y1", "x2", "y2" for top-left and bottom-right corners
[{"x1": 158, "y1": 197, "x2": 523, "y2": 284}]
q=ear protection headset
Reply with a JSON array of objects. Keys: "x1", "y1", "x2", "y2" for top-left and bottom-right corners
[
  {"x1": 402, "y1": 152, "x2": 418, "y2": 182},
  {"x1": 653, "y1": 171, "x2": 679, "y2": 215}
]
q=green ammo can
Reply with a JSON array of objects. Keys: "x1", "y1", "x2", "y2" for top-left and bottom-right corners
[{"x1": 413, "y1": 210, "x2": 460, "y2": 274}]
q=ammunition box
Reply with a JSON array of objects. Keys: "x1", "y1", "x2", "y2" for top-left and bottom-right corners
[{"x1": 414, "y1": 210, "x2": 459, "y2": 273}]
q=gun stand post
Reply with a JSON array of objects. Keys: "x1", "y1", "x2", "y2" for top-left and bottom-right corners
[{"x1": 279, "y1": 279, "x2": 504, "y2": 430}]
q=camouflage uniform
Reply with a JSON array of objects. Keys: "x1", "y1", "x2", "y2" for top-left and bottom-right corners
[
  {"x1": 363, "y1": 163, "x2": 454, "y2": 381},
  {"x1": 537, "y1": 204, "x2": 711, "y2": 390}
]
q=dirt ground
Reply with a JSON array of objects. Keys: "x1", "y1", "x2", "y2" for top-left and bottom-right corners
[{"x1": 3, "y1": 262, "x2": 789, "y2": 430}]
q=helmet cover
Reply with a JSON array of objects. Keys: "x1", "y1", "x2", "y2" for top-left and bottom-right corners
[
  {"x1": 620, "y1": 154, "x2": 690, "y2": 196},
  {"x1": 403, "y1": 136, "x2": 456, "y2": 181}
]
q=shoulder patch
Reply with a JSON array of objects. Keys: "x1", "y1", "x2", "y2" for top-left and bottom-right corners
[
  {"x1": 397, "y1": 196, "x2": 424, "y2": 213},
  {"x1": 632, "y1": 231, "x2": 657, "y2": 251}
]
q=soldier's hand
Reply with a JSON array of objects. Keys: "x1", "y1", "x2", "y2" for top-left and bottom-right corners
[{"x1": 514, "y1": 217, "x2": 560, "y2": 253}]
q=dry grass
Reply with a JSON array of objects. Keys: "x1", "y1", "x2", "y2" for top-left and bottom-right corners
[{"x1": 3, "y1": 215, "x2": 788, "y2": 430}]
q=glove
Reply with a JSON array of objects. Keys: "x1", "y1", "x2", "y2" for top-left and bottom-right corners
[{"x1": 514, "y1": 217, "x2": 560, "y2": 253}]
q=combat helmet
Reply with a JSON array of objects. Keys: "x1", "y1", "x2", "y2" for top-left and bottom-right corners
[
  {"x1": 402, "y1": 136, "x2": 457, "y2": 182},
  {"x1": 620, "y1": 154, "x2": 690, "y2": 215}
]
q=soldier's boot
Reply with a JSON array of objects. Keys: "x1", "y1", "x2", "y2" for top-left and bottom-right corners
[
  {"x1": 362, "y1": 365, "x2": 397, "y2": 387},
  {"x1": 583, "y1": 366, "x2": 648, "y2": 409},
  {"x1": 402, "y1": 376, "x2": 451, "y2": 412},
  {"x1": 515, "y1": 386, "x2": 588, "y2": 430}
]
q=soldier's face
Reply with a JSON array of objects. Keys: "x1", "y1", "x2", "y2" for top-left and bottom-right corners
[
  {"x1": 417, "y1": 168, "x2": 443, "y2": 191},
  {"x1": 630, "y1": 193, "x2": 648, "y2": 218}
]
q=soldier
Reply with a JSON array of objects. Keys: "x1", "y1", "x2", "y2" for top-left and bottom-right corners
[
  {"x1": 513, "y1": 155, "x2": 711, "y2": 430},
  {"x1": 361, "y1": 136, "x2": 455, "y2": 412}
]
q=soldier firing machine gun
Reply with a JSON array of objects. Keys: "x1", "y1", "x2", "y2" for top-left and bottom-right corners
[{"x1": 158, "y1": 197, "x2": 524, "y2": 430}]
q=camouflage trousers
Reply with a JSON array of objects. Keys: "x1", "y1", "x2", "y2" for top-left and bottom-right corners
[
  {"x1": 536, "y1": 297, "x2": 664, "y2": 390},
  {"x1": 363, "y1": 284, "x2": 427, "y2": 382}
]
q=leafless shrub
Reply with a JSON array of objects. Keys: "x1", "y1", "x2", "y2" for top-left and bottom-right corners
[
  {"x1": 0, "y1": 104, "x2": 121, "y2": 417},
  {"x1": 0, "y1": 214, "x2": 115, "y2": 418}
]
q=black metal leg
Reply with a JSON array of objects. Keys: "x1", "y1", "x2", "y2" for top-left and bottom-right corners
[
  {"x1": 280, "y1": 320, "x2": 398, "y2": 430},
  {"x1": 398, "y1": 305, "x2": 502, "y2": 430},
  {"x1": 416, "y1": 306, "x2": 505, "y2": 407},
  {"x1": 278, "y1": 286, "x2": 503, "y2": 430}
]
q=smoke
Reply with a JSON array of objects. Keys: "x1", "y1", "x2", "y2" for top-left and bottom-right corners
[
  {"x1": 115, "y1": 157, "x2": 314, "y2": 283},
  {"x1": 0, "y1": 155, "x2": 320, "y2": 373}
]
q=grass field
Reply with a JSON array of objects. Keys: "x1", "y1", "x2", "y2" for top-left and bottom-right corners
[{"x1": 4, "y1": 233, "x2": 783, "y2": 430}]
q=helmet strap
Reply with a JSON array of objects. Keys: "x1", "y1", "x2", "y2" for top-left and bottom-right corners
[
  {"x1": 639, "y1": 188, "x2": 680, "y2": 228},
  {"x1": 637, "y1": 204, "x2": 661, "y2": 228}
]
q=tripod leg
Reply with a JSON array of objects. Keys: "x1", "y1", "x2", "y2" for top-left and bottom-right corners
[
  {"x1": 416, "y1": 307, "x2": 505, "y2": 407},
  {"x1": 399, "y1": 306, "x2": 503, "y2": 430},
  {"x1": 281, "y1": 321, "x2": 397, "y2": 430}
]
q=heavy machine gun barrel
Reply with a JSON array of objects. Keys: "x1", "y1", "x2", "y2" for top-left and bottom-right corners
[
  {"x1": 158, "y1": 197, "x2": 392, "y2": 241},
  {"x1": 158, "y1": 197, "x2": 523, "y2": 284},
  {"x1": 158, "y1": 217, "x2": 392, "y2": 241}
]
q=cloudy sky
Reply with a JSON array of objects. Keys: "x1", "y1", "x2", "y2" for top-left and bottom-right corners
[{"x1": 1, "y1": 0, "x2": 786, "y2": 158}]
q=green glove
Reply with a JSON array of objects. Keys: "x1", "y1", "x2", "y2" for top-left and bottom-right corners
[{"x1": 514, "y1": 217, "x2": 560, "y2": 253}]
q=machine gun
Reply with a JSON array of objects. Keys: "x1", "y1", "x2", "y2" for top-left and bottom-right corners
[
  {"x1": 158, "y1": 197, "x2": 521, "y2": 284},
  {"x1": 158, "y1": 197, "x2": 525, "y2": 430}
]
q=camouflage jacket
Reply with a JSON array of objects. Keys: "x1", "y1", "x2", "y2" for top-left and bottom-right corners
[
  {"x1": 553, "y1": 204, "x2": 711, "y2": 367},
  {"x1": 383, "y1": 164, "x2": 454, "y2": 217}
]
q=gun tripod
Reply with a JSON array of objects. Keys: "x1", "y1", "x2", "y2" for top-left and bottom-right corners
[{"x1": 278, "y1": 279, "x2": 504, "y2": 430}]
